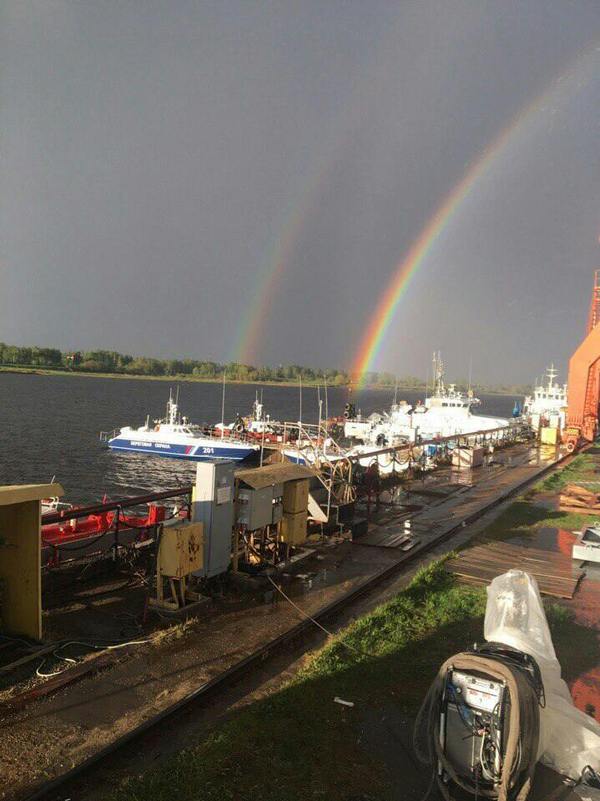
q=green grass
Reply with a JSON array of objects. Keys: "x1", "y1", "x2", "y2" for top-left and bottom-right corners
[
  {"x1": 473, "y1": 453, "x2": 600, "y2": 544},
  {"x1": 109, "y1": 561, "x2": 598, "y2": 801},
  {"x1": 477, "y1": 499, "x2": 597, "y2": 544},
  {"x1": 534, "y1": 453, "x2": 599, "y2": 493}
]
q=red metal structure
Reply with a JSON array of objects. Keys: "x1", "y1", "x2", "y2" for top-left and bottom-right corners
[{"x1": 565, "y1": 271, "x2": 600, "y2": 450}]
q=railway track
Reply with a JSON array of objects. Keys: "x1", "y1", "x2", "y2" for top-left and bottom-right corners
[{"x1": 23, "y1": 446, "x2": 575, "y2": 801}]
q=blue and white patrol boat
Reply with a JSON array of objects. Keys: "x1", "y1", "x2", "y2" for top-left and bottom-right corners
[{"x1": 106, "y1": 391, "x2": 259, "y2": 462}]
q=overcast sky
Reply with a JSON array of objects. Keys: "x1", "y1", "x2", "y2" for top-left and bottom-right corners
[{"x1": 1, "y1": 1, "x2": 599, "y2": 383}]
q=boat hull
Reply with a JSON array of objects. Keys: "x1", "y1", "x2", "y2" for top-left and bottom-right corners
[{"x1": 107, "y1": 437, "x2": 255, "y2": 461}]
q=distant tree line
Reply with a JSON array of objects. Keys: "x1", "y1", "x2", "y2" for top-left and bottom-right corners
[
  {"x1": 0, "y1": 343, "x2": 358, "y2": 385},
  {"x1": 0, "y1": 343, "x2": 530, "y2": 394}
]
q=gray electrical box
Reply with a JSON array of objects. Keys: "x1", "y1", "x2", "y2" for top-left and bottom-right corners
[
  {"x1": 272, "y1": 501, "x2": 283, "y2": 524},
  {"x1": 192, "y1": 461, "x2": 235, "y2": 578},
  {"x1": 237, "y1": 486, "x2": 274, "y2": 530},
  {"x1": 236, "y1": 481, "x2": 284, "y2": 530}
]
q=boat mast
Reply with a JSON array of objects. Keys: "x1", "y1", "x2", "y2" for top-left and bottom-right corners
[
  {"x1": 317, "y1": 386, "x2": 322, "y2": 433},
  {"x1": 220, "y1": 371, "x2": 226, "y2": 439},
  {"x1": 468, "y1": 355, "x2": 473, "y2": 396}
]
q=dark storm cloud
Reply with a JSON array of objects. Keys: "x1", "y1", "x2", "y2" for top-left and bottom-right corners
[{"x1": 1, "y1": 0, "x2": 599, "y2": 383}]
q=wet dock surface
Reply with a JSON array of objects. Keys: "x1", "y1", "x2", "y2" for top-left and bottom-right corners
[{"x1": 0, "y1": 441, "x2": 571, "y2": 799}]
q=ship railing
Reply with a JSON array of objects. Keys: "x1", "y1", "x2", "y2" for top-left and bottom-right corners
[{"x1": 99, "y1": 429, "x2": 119, "y2": 442}]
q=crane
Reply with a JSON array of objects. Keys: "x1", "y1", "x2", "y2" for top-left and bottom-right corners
[{"x1": 564, "y1": 271, "x2": 600, "y2": 451}]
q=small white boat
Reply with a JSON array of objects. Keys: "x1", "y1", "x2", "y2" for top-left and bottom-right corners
[
  {"x1": 107, "y1": 391, "x2": 259, "y2": 462},
  {"x1": 217, "y1": 394, "x2": 282, "y2": 438}
]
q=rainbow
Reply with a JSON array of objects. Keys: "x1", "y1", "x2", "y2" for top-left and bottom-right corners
[
  {"x1": 351, "y1": 44, "x2": 599, "y2": 387},
  {"x1": 230, "y1": 18, "x2": 398, "y2": 366},
  {"x1": 232, "y1": 204, "x2": 308, "y2": 365}
]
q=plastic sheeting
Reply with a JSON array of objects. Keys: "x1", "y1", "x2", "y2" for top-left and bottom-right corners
[{"x1": 484, "y1": 569, "x2": 600, "y2": 779}]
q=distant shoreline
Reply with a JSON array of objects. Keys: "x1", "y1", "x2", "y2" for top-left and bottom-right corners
[{"x1": 0, "y1": 365, "x2": 522, "y2": 396}]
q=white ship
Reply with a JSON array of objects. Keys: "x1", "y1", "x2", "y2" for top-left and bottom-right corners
[
  {"x1": 345, "y1": 353, "x2": 511, "y2": 445},
  {"x1": 523, "y1": 365, "x2": 567, "y2": 431},
  {"x1": 107, "y1": 391, "x2": 259, "y2": 461}
]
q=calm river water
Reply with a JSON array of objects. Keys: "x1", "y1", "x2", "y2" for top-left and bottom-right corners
[{"x1": 0, "y1": 373, "x2": 519, "y2": 504}]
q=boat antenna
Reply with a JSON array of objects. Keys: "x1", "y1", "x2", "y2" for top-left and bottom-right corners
[
  {"x1": 220, "y1": 370, "x2": 226, "y2": 439},
  {"x1": 260, "y1": 420, "x2": 266, "y2": 467},
  {"x1": 468, "y1": 355, "x2": 473, "y2": 395},
  {"x1": 317, "y1": 380, "x2": 323, "y2": 433},
  {"x1": 324, "y1": 373, "x2": 329, "y2": 422},
  {"x1": 299, "y1": 372, "x2": 303, "y2": 427},
  {"x1": 393, "y1": 376, "x2": 398, "y2": 405}
]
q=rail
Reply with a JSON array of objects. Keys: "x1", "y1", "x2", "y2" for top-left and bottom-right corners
[
  {"x1": 41, "y1": 486, "x2": 194, "y2": 525},
  {"x1": 344, "y1": 420, "x2": 530, "y2": 464}
]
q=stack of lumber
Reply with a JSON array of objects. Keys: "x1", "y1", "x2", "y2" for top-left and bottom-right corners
[
  {"x1": 446, "y1": 540, "x2": 584, "y2": 599},
  {"x1": 559, "y1": 483, "x2": 600, "y2": 513}
]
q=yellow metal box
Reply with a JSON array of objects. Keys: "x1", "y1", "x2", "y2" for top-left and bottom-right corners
[
  {"x1": 158, "y1": 522, "x2": 204, "y2": 579},
  {"x1": 282, "y1": 479, "x2": 309, "y2": 515},
  {"x1": 280, "y1": 511, "x2": 307, "y2": 545},
  {"x1": 540, "y1": 427, "x2": 559, "y2": 446}
]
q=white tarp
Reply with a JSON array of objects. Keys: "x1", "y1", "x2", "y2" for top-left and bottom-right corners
[{"x1": 484, "y1": 569, "x2": 600, "y2": 779}]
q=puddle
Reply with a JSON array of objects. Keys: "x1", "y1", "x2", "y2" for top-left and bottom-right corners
[{"x1": 503, "y1": 525, "x2": 577, "y2": 556}]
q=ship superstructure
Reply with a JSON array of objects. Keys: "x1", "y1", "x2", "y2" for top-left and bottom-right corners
[
  {"x1": 523, "y1": 365, "x2": 568, "y2": 431},
  {"x1": 345, "y1": 353, "x2": 511, "y2": 445}
]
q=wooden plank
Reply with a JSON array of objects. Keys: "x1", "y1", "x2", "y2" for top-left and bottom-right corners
[
  {"x1": 455, "y1": 552, "x2": 581, "y2": 580},
  {"x1": 0, "y1": 647, "x2": 134, "y2": 711},
  {"x1": 478, "y1": 540, "x2": 575, "y2": 559},
  {"x1": 447, "y1": 570, "x2": 577, "y2": 599},
  {"x1": 0, "y1": 642, "x2": 57, "y2": 675},
  {"x1": 446, "y1": 563, "x2": 578, "y2": 590},
  {"x1": 559, "y1": 504, "x2": 600, "y2": 514},
  {"x1": 446, "y1": 552, "x2": 581, "y2": 583},
  {"x1": 446, "y1": 561, "x2": 581, "y2": 599},
  {"x1": 474, "y1": 543, "x2": 581, "y2": 572},
  {"x1": 447, "y1": 553, "x2": 580, "y2": 581},
  {"x1": 0, "y1": 483, "x2": 63, "y2": 506},
  {"x1": 456, "y1": 546, "x2": 579, "y2": 571}
]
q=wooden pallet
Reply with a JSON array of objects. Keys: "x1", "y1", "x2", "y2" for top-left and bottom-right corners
[
  {"x1": 558, "y1": 504, "x2": 600, "y2": 515},
  {"x1": 446, "y1": 540, "x2": 584, "y2": 599}
]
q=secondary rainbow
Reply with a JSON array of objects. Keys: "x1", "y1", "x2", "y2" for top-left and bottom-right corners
[
  {"x1": 351, "y1": 44, "x2": 599, "y2": 387},
  {"x1": 232, "y1": 207, "x2": 305, "y2": 365}
]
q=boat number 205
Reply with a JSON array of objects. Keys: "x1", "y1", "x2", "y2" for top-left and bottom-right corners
[{"x1": 202, "y1": 447, "x2": 215, "y2": 454}]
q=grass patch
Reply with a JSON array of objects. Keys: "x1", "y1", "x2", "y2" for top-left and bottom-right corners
[
  {"x1": 478, "y1": 499, "x2": 597, "y2": 544},
  {"x1": 109, "y1": 562, "x2": 599, "y2": 801},
  {"x1": 535, "y1": 454, "x2": 599, "y2": 493}
]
